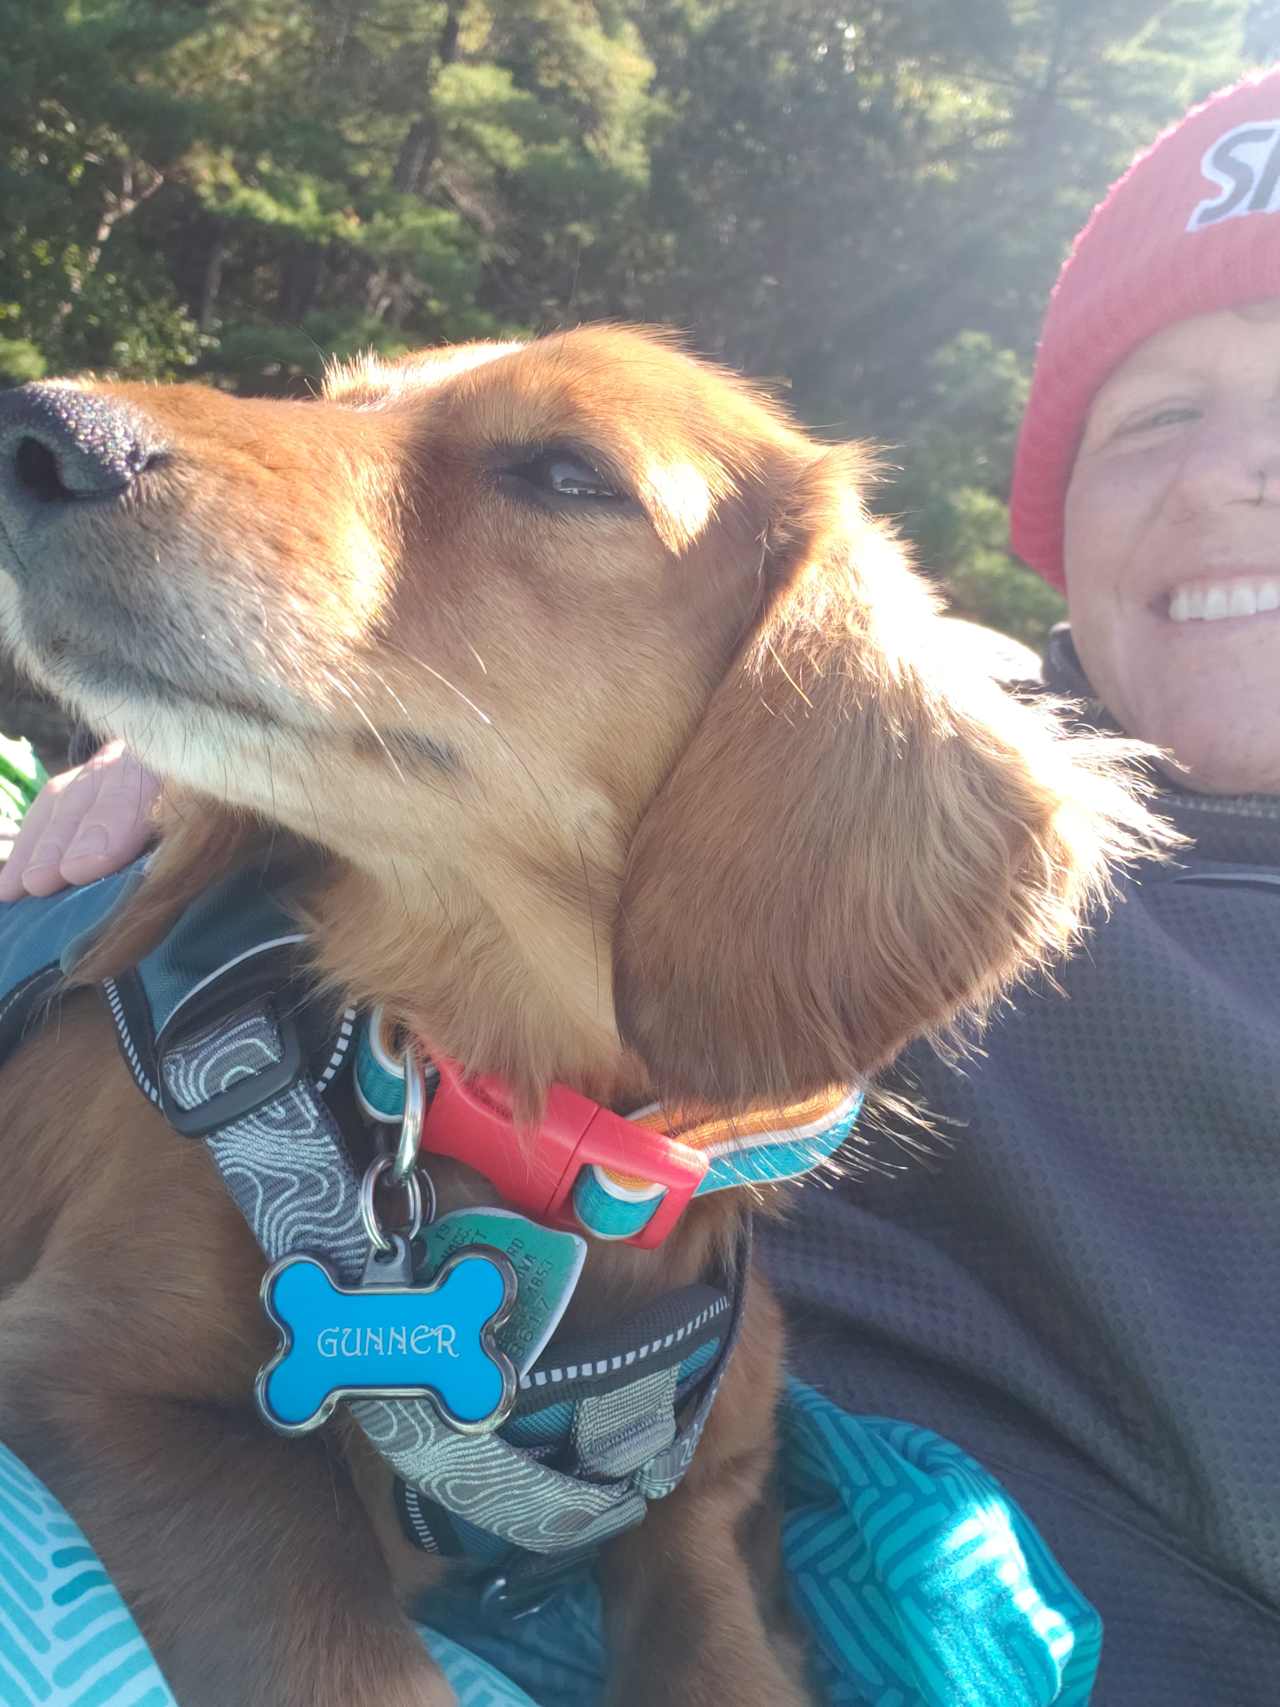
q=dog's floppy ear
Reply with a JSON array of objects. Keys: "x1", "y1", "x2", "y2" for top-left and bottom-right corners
[
  {"x1": 613, "y1": 448, "x2": 1162, "y2": 1111},
  {"x1": 69, "y1": 790, "x2": 306, "y2": 983}
]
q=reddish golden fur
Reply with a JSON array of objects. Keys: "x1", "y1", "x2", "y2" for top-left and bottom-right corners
[{"x1": 0, "y1": 326, "x2": 1165, "y2": 1705}]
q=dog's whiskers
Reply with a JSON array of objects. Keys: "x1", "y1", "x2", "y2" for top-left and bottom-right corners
[
  {"x1": 318, "y1": 665, "x2": 407, "y2": 788},
  {"x1": 380, "y1": 638, "x2": 492, "y2": 727},
  {"x1": 356, "y1": 660, "x2": 412, "y2": 724},
  {"x1": 348, "y1": 661, "x2": 466, "y2": 809}
]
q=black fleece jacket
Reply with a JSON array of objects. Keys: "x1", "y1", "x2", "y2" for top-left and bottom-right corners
[{"x1": 763, "y1": 628, "x2": 1280, "y2": 1704}]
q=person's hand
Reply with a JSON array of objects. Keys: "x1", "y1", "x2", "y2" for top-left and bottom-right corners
[{"x1": 0, "y1": 740, "x2": 160, "y2": 901}]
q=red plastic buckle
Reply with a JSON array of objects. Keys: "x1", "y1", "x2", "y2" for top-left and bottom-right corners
[{"x1": 418, "y1": 1056, "x2": 708, "y2": 1249}]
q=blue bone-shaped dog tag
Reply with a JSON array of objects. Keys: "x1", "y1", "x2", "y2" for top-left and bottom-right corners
[{"x1": 256, "y1": 1245, "x2": 517, "y2": 1436}]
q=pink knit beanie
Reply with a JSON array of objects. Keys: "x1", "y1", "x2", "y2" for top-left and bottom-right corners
[{"x1": 1010, "y1": 68, "x2": 1280, "y2": 587}]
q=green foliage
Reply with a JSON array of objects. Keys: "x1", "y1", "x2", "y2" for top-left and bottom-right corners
[
  {"x1": 0, "y1": 0, "x2": 1265, "y2": 645},
  {"x1": 920, "y1": 487, "x2": 1067, "y2": 648},
  {"x1": 623, "y1": 0, "x2": 1251, "y2": 645},
  {"x1": 0, "y1": 337, "x2": 47, "y2": 386},
  {"x1": 884, "y1": 331, "x2": 1065, "y2": 647}
]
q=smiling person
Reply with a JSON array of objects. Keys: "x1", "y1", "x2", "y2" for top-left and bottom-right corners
[
  {"x1": 1065, "y1": 301, "x2": 1280, "y2": 795},
  {"x1": 765, "y1": 67, "x2": 1280, "y2": 1704}
]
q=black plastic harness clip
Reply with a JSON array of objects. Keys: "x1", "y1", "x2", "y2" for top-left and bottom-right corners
[{"x1": 159, "y1": 1004, "x2": 305, "y2": 1138}]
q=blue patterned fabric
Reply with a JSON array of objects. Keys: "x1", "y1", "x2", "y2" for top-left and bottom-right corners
[
  {"x1": 416, "y1": 1383, "x2": 1101, "y2": 1707},
  {"x1": 0, "y1": 1385, "x2": 1101, "y2": 1705},
  {"x1": 0, "y1": 1443, "x2": 178, "y2": 1706},
  {"x1": 778, "y1": 1385, "x2": 1101, "y2": 1707}
]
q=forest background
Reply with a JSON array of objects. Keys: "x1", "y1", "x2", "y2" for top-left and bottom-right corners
[{"x1": 3, "y1": 0, "x2": 1276, "y2": 740}]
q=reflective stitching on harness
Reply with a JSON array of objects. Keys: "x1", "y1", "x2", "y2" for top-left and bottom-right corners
[
  {"x1": 164, "y1": 1006, "x2": 658, "y2": 1554},
  {"x1": 316, "y1": 1006, "x2": 357, "y2": 1091},
  {"x1": 102, "y1": 976, "x2": 161, "y2": 1104},
  {"x1": 402, "y1": 1493, "x2": 441, "y2": 1553},
  {"x1": 519, "y1": 1298, "x2": 727, "y2": 1391}
]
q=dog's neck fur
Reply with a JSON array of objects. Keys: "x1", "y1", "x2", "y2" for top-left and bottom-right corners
[
  {"x1": 296, "y1": 835, "x2": 740, "y2": 1340},
  {"x1": 301, "y1": 842, "x2": 654, "y2": 1124},
  {"x1": 71, "y1": 790, "x2": 741, "y2": 1385}
]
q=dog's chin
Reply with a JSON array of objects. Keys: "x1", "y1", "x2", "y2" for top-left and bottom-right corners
[
  {"x1": 62, "y1": 651, "x2": 280, "y2": 729},
  {"x1": 4, "y1": 602, "x2": 278, "y2": 728},
  {"x1": 17, "y1": 635, "x2": 302, "y2": 804},
  {"x1": 0, "y1": 560, "x2": 296, "y2": 734}
]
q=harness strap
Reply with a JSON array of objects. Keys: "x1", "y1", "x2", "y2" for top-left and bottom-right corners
[
  {"x1": 572, "y1": 1369, "x2": 678, "y2": 1479},
  {"x1": 0, "y1": 862, "x2": 767, "y2": 1566},
  {"x1": 396, "y1": 1224, "x2": 750, "y2": 1571},
  {"x1": 159, "y1": 999, "x2": 738, "y2": 1557}
]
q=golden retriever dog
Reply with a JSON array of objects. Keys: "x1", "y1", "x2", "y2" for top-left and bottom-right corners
[{"x1": 0, "y1": 327, "x2": 1158, "y2": 1707}]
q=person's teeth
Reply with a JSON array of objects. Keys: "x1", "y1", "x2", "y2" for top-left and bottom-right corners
[{"x1": 1169, "y1": 579, "x2": 1280, "y2": 620}]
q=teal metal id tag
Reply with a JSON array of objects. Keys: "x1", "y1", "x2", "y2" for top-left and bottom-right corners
[
  {"x1": 256, "y1": 1237, "x2": 517, "y2": 1437},
  {"x1": 420, "y1": 1208, "x2": 587, "y2": 1377}
]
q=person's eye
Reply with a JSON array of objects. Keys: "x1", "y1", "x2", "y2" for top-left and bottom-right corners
[
  {"x1": 1116, "y1": 404, "x2": 1200, "y2": 437},
  {"x1": 501, "y1": 448, "x2": 627, "y2": 503}
]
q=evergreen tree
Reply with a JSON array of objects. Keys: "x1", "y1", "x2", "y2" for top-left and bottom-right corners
[{"x1": 0, "y1": 0, "x2": 1263, "y2": 645}]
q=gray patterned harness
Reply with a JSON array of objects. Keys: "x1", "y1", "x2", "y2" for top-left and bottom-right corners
[
  {"x1": 0, "y1": 857, "x2": 744, "y2": 1606},
  {"x1": 162, "y1": 1001, "x2": 744, "y2": 1573}
]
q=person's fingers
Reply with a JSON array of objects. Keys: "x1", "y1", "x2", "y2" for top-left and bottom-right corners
[
  {"x1": 58, "y1": 746, "x2": 161, "y2": 884},
  {"x1": 13, "y1": 760, "x2": 109, "y2": 895},
  {"x1": 0, "y1": 741, "x2": 161, "y2": 901},
  {"x1": 0, "y1": 776, "x2": 69, "y2": 899}
]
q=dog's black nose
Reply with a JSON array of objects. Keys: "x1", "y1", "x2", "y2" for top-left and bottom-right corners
[{"x1": 0, "y1": 383, "x2": 166, "y2": 510}]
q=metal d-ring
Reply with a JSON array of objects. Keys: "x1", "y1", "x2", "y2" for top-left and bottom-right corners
[
  {"x1": 359, "y1": 1154, "x2": 435, "y2": 1255},
  {"x1": 392, "y1": 1035, "x2": 425, "y2": 1183}
]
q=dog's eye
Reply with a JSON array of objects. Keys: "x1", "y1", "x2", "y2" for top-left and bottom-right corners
[{"x1": 503, "y1": 450, "x2": 625, "y2": 503}]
